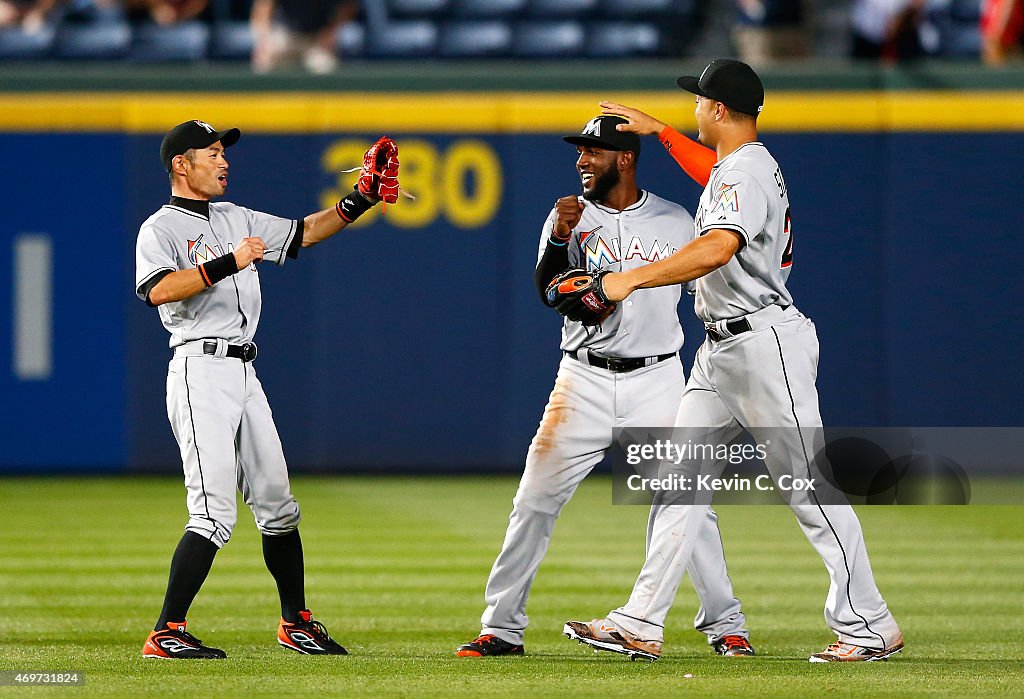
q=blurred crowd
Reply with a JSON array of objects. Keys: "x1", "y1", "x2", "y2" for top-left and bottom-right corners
[
  {"x1": 0, "y1": 0, "x2": 1019, "y2": 70},
  {"x1": 735, "y1": 0, "x2": 1021, "y2": 65}
]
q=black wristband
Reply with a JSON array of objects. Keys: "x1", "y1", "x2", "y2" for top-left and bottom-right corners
[
  {"x1": 336, "y1": 188, "x2": 375, "y2": 223},
  {"x1": 199, "y1": 252, "x2": 239, "y2": 287}
]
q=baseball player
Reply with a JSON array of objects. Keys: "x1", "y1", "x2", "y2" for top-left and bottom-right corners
[
  {"x1": 135, "y1": 120, "x2": 399, "y2": 659},
  {"x1": 456, "y1": 115, "x2": 754, "y2": 660},
  {"x1": 556, "y1": 60, "x2": 904, "y2": 663}
]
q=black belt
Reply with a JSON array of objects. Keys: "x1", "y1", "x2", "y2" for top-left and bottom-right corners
[
  {"x1": 565, "y1": 350, "x2": 675, "y2": 373},
  {"x1": 706, "y1": 318, "x2": 752, "y2": 342},
  {"x1": 203, "y1": 340, "x2": 258, "y2": 362},
  {"x1": 706, "y1": 305, "x2": 790, "y2": 342}
]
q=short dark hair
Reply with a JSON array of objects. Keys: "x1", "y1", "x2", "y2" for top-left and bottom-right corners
[{"x1": 167, "y1": 148, "x2": 197, "y2": 183}]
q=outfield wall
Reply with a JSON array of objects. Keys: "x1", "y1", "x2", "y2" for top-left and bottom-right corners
[{"x1": 1, "y1": 90, "x2": 1021, "y2": 472}]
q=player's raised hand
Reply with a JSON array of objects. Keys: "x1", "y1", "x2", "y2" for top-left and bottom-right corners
[
  {"x1": 553, "y1": 196, "x2": 585, "y2": 241},
  {"x1": 599, "y1": 102, "x2": 667, "y2": 136},
  {"x1": 233, "y1": 237, "x2": 266, "y2": 269}
]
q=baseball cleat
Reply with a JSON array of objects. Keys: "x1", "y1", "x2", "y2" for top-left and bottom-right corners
[
  {"x1": 808, "y1": 636, "x2": 904, "y2": 663},
  {"x1": 563, "y1": 619, "x2": 661, "y2": 661},
  {"x1": 456, "y1": 634, "x2": 525, "y2": 657},
  {"x1": 712, "y1": 634, "x2": 756, "y2": 657},
  {"x1": 278, "y1": 610, "x2": 348, "y2": 655},
  {"x1": 142, "y1": 621, "x2": 227, "y2": 659}
]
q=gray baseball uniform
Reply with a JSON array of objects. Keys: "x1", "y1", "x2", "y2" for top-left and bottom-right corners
[
  {"x1": 478, "y1": 191, "x2": 748, "y2": 647},
  {"x1": 135, "y1": 199, "x2": 303, "y2": 547},
  {"x1": 605, "y1": 143, "x2": 902, "y2": 650}
]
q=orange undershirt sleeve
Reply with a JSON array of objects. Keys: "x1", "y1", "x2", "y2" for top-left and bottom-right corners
[{"x1": 657, "y1": 125, "x2": 716, "y2": 188}]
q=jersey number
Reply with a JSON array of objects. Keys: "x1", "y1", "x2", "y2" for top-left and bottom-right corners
[{"x1": 780, "y1": 207, "x2": 793, "y2": 268}]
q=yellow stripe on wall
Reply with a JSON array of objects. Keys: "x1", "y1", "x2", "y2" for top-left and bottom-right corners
[{"x1": 0, "y1": 91, "x2": 1020, "y2": 132}]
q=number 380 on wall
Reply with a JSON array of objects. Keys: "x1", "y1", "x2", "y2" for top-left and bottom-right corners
[{"x1": 321, "y1": 138, "x2": 503, "y2": 229}]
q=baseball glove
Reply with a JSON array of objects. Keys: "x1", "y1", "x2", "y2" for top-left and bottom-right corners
[
  {"x1": 545, "y1": 267, "x2": 616, "y2": 326},
  {"x1": 358, "y1": 136, "x2": 400, "y2": 204}
]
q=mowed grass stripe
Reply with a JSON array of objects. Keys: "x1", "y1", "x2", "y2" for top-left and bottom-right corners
[{"x1": 0, "y1": 476, "x2": 1022, "y2": 698}]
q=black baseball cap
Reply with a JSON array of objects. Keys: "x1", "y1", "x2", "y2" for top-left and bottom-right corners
[
  {"x1": 676, "y1": 59, "x2": 764, "y2": 117},
  {"x1": 563, "y1": 115, "x2": 641, "y2": 155},
  {"x1": 160, "y1": 120, "x2": 241, "y2": 171}
]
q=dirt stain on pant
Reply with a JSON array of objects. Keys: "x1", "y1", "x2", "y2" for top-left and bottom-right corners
[{"x1": 530, "y1": 374, "x2": 574, "y2": 460}]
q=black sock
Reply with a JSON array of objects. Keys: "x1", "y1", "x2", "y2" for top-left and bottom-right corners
[
  {"x1": 155, "y1": 531, "x2": 219, "y2": 631},
  {"x1": 263, "y1": 530, "x2": 306, "y2": 623}
]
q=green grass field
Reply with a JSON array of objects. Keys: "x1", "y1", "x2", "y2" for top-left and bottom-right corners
[{"x1": 1, "y1": 476, "x2": 1023, "y2": 697}]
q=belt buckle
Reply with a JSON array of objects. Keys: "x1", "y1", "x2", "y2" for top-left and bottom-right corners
[
  {"x1": 706, "y1": 326, "x2": 723, "y2": 342},
  {"x1": 606, "y1": 357, "x2": 628, "y2": 373},
  {"x1": 241, "y1": 343, "x2": 257, "y2": 362}
]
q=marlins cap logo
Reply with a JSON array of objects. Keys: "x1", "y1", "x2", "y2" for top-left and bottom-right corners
[
  {"x1": 194, "y1": 120, "x2": 216, "y2": 133},
  {"x1": 582, "y1": 118, "x2": 602, "y2": 137}
]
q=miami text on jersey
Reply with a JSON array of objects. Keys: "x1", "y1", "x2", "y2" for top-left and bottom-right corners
[{"x1": 582, "y1": 232, "x2": 678, "y2": 270}]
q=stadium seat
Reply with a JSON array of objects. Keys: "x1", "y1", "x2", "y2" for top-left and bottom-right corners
[
  {"x1": 337, "y1": 22, "x2": 366, "y2": 57},
  {"x1": 130, "y1": 21, "x2": 210, "y2": 62},
  {"x1": 438, "y1": 20, "x2": 512, "y2": 57},
  {"x1": 600, "y1": 0, "x2": 692, "y2": 18},
  {"x1": 208, "y1": 21, "x2": 252, "y2": 60},
  {"x1": 450, "y1": 0, "x2": 528, "y2": 19},
  {"x1": 528, "y1": 0, "x2": 600, "y2": 18},
  {"x1": 585, "y1": 22, "x2": 661, "y2": 57},
  {"x1": 0, "y1": 25, "x2": 55, "y2": 59},
  {"x1": 53, "y1": 20, "x2": 131, "y2": 59},
  {"x1": 388, "y1": 0, "x2": 451, "y2": 17},
  {"x1": 367, "y1": 20, "x2": 438, "y2": 57},
  {"x1": 513, "y1": 21, "x2": 584, "y2": 57}
]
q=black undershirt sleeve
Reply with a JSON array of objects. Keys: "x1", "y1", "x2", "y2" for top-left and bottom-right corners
[
  {"x1": 534, "y1": 239, "x2": 570, "y2": 305},
  {"x1": 286, "y1": 219, "x2": 303, "y2": 260},
  {"x1": 140, "y1": 269, "x2": 173, "y2": 307}
]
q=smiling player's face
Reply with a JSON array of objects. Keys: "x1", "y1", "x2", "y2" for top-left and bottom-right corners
[
  {"x1": 576, "y1": 146, "x2": 621, "y2": 203},
  {"x1": 694, "y1": 96, "x2": 718, "y2": 147},
  {"x1": 183, "y1": 142, "x2": 229, "y2": 199}
]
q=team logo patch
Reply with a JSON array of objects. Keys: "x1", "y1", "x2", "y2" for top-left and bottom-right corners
[
  {"x1": 194, "y1": 120, "x2": 216, "y2": 133},
  {"x1": 187, "y1": 234, "x2": 223, "y2": 267},
  {"x1": 710, "y1": 182, "x2": 740, "y2": 214},
  {"x1": 581, "y1": 118, "x2": 602, "y2": 137}
]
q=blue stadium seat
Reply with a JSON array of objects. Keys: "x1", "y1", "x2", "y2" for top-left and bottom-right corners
[
  {"x1": 337, "y1": 21, "x2": 366, "y2": 57},
  {"x1": 0, "y1": 25, "x2": 55, "y2": 59},
  {"x1": 208, "y1": 20, "x2": 252, "y2": 60},
  {"x1": 367, "y1": 20, "x2": 438, "y2": 57},
  {"x1": 600, "y1": 0, "x2": 692, "y2": 18},
  {"x1": 586, "y1": 22, "x2": 660, "y2": 57},
  {"x1": 130, "y1": 21, "x2": 209, "y2": 62},
  {"x1": 949, "y1": 0, "x2": 982, "y2": 22},
  {"x1": 942, "y1": 24, "x2": 981, "y2": 57},
  {"x1": 529, "y1": 0, "x2": 600, "y2": 18},
  {"x1": 388, "y1": 0, "x2": 451, "y2": 17},
  {"x1": 53, "y1": 20, "x2": 130, "y2": 59},
  {"x1": 438, "y1": 20, "x2": 512, "y2": 57},
  {"x1": 450, "y1": 0, "x2": 527, "y2": 19},
  {"x1": 513, "y1": 21, "x2": 584, "y2": 57}
]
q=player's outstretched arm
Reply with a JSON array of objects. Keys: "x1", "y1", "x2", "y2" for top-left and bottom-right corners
[
  {"x1": 147, "y1": 237, "x2": 266, "y2": 306},
  {"x1": 600, "y1": 101, "x2": 716, "y2": 187},
  {"x1": 302, "y1": 136, "x2": 400, "y2": 247},
  {"x1": 601, "y1": 229, "x2": 741, "y2": 301}
]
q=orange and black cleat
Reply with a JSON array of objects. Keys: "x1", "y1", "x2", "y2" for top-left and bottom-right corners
[
  {"x1": 142, "y1": 621, "x2": 227, "y2": 659},
  {"x1": 712, "y1": 634, "x2": 756, "y2": 657},
  {"x1": 278, "y1": 610, "x2": 348, "y2": 655},
  {"x1": 456, "y1": 634, "x2": 525, "y2": 657}
]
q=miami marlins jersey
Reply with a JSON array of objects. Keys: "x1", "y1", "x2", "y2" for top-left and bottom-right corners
[
  {"x1": 693, "y1": 142, "x2": 794, "y2": 323},
  {"x1": 537, "y1": 190, "x2": 694, "y2": 358},
  {"x1": 135, "y1": 200, "x2": 300, "y2": 347}
]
